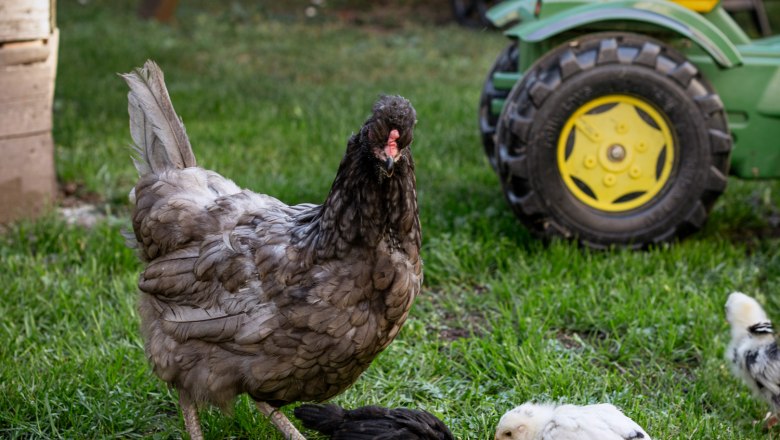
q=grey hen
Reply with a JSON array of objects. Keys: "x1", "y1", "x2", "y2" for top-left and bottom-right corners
[
  {"x1": 122, "y1": 61, "x2": 421, "y2": 440},
  {"x1": 294, "y1": 403, "x2": 454, "y2": 439}
]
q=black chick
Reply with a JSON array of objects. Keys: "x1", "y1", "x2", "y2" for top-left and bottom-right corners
[{"x1": 294, "y1": 404, "x2": 455, "y2": 440}]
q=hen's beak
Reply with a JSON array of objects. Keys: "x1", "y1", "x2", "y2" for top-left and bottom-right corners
[
  {"x1": 384, "y1": 156, "x2": 394, "y2": 173},
  {"x1": 382, "y1": 128, "x2": 401, "y2": 174}
]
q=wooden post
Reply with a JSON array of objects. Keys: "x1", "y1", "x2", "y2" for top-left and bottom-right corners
[{"x1": 0, "y1": 0, "x2": 58, "y2": 224}]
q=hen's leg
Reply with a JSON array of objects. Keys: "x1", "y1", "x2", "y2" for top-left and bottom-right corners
[
  {"x1": 179, "y1": 393, "x2": 204, "y2": 440},
  {"x1": 256, "y1": 401, "x2": 306, "y2": 440}
]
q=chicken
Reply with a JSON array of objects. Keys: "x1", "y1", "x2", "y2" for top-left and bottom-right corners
[
  {"x1": 494, "y1": 402, "x2": 650, "y2": 440},
  {"x1": 121, "y1": 61, "x2": 421, "y2": 440},
  {"x1": 293, "y1": 403, "x2": 454, "y2": 439},
  {"x1": 725, "y1": 291, "x2": 780, "y2": 428}
]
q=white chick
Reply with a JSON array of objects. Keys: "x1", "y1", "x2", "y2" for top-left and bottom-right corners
[
  {"x1": 494, "y1": 402, "x2": 650, "y2": 440},
  {"x1": 725, "y1": 291, "x2": 780, "y2": 428}
]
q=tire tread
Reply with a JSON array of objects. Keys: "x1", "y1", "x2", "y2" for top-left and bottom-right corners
[{"x1": 493, "y1": 32, "x2": 732, "y2": 248}]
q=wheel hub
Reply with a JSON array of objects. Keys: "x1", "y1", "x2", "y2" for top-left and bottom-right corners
[
  {"x1": 607, "y1": 144, "x2": 626, "y2": 162},
  {"x1": 557, "y1": 94, "x2": 675, "y2": 212}
]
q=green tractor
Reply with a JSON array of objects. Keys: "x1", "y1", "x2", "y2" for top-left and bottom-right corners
[{"x1": 479, "y1": 0, "x2": 780, "y2": 248}]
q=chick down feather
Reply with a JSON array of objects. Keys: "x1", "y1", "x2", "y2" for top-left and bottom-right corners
[
  {"x1": 294, "y1": 403, "x2": 454, "y2": 440},
  {"x1": 494, "y1": 402, "x2": 650, "y2": 440},
  {"x1": 725, "y1": 292, "x2": 780, "y2": 422}
]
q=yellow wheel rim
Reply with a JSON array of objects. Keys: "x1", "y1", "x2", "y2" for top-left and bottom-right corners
[{"x1": 557, "y1": 94, "x2": 675, "y2": 212}]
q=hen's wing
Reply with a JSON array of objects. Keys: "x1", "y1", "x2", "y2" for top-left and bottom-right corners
[
  {"x1": 542, "y1": 404, "x2": 650, "y2": 440},
  {"x1": 133, "y1": 166, "x2": 316, "y2": 401}
]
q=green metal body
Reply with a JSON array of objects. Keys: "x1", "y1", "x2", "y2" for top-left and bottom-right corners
[{"x1": 486, "y1": 0, "x2": 780, "y2": 178}]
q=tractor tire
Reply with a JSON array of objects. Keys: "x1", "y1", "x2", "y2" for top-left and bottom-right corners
[
  {"x1": 479, "y1": 43, "x2": 519, "y2": 171},
  {"x1": 451, "y1": 0, "x2": 495, "y2": 28},
  {"x1": 494, "y1": 32, "x2": 732, "y2": 249}
]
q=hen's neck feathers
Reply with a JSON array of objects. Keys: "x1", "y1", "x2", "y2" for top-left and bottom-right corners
[{"x1": 292, "y1": 132, "x2": 419, "y2": 261}]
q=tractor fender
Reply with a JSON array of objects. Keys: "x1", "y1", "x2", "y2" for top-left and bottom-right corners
[
  {"x1": 504, "y1": 0, "x2": 742, "y2": 68},
  {"x1": 486, "y1": 0, "x2": 537, "y2": 28}
]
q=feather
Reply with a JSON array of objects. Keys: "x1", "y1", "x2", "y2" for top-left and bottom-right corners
[
  {"x1": 160, "y1": 305, "x2": 243, "y2": 342},
  {"x1": 495, "y1": 402, "x2": 651, "y2": 440},
  {"x1": 726, "y1": 292, "x2": 780, "y2": 427},
  {"x1": 294, "y1": 404, "x2": 455, "y2": 440},
  {"x1": 121, "y1": 60, "x2": 195, "y2": 175}
]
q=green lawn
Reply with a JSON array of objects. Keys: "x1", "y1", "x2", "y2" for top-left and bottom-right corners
[{"x1": 2, "y1": 1, "x2": 780, "y2": 438}]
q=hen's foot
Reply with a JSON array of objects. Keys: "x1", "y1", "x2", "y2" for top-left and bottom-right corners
[{"x1": 256, "y1": 401, "x2": 306, "y2": 440}]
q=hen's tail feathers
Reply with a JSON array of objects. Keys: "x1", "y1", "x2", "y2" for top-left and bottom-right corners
[
  {"x1": 293, "y1": 404, "x2": 345, "y2": 435},
  {"x1": 121, "y1": 60, "x2": 196, "y2": 176}
]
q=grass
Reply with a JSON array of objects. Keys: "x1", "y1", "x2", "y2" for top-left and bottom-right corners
[{"x1": 2, "y1": 0, "x2": 780, "y2": 438}]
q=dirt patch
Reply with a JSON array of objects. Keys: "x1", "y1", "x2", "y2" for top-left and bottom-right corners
[
  {"x1": 439, "y1": 309, "x2": 492, "y2": 341},
  {"x1": 57, "y1": 180, "x2": 106, "y2": 228},
  {"x1": 324, "y1": 0, "x2": 455, "y2": 27},
  {"x1": 555, "y1": 330, "x2": 585, "y2": 350},
  {"x1": 58, "y1": 180, "x2": 103, "y2": 208},
  {"x1": 722, "y1": 222, "x2": 780, "y2": 245},
  {"x1": 425, "y1": 284, "x2": 493, "y2": 342},
  {"x1": 439, "y1": 327, "x2": 473, "y2": 341},
  {"x1": 554, "y1": 328, "x2": 609, "y2": 350},
  {"x1": 212, "y1": 0, "x2": 465, "y2": 28},
  {"x1": 716, "y1": 194, "x2": 780, "y2": 247}
]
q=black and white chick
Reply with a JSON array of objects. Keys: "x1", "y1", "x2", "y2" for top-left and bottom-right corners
[
  {"x1": 494, "y1": 402, "x2": 650, "y2": 440},
  {"x1": 725, "y1": 291, "x2": 780, "y2": 428}
]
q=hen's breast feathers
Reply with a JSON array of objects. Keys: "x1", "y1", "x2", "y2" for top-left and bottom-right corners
[{"x1": 133, "y1": 165, "x2": 421, "y2": 405}]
